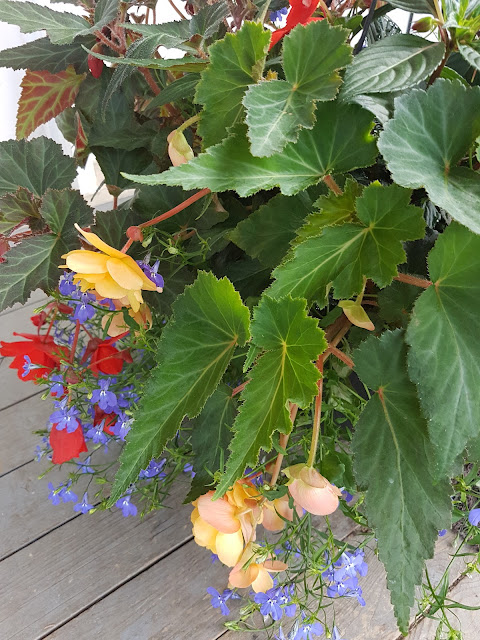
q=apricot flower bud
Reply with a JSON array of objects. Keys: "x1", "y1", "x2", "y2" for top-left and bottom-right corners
[
  {"x1": 284, "y1": 464, "x2": 341, "y2": 516},
  {"x1": 167, "y1": 129, "x2": 194, "y2": 167}
]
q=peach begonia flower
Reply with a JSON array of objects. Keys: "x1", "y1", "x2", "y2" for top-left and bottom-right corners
[
  {"x1": 228, "y1": 543, "x2": 287, "y2": 593},
  {"x1": 100, "y1": 299, "x2": 152, "y2": 338},
  {"x1": 191, "y1": 481, "x2": 264, "y2": 567},
  {"x1": 262, "y1": 493, "x2": 302, "y2": 532},
  {"x1": 60, "y1": 224, "x2": 157, "y2": 312},
  {"x1": 284, "y1": 464, "x2": 342, "y2": 516}
]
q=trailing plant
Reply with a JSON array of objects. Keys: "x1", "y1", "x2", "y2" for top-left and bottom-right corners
[{"x1": 1, "y1": 0, "x2": 480, "y2": 637}]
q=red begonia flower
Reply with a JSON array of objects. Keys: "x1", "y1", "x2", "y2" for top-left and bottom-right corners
[
  {"x1": 93, "y1": 406, "x2": 117, "y2": 436},
  {"x1": 50, "y1": 423, "x2": 88, "y2": 464},
  {"x1": 0, "y1": 333, "x2": 65, "y2": 381},
  {"x1": 81, "y1": 335, "x2": 132, "y2": 376},
  {"x1": 269, "y1": 0, "x2": 323, "y2": 49}
]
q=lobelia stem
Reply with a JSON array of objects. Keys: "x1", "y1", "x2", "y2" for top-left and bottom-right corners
[
  {"x1": 394, "y1": 273, "x2": 432, "y2": 288},
  {"x1": 269, "y1": 403, "x2": 298, "y2": 487},
  {"x1": 307, "y1": 355, "x2": 324, "y2": 467}
]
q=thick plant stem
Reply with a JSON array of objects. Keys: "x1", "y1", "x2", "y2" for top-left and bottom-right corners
[
  {"x1": 139, "y1": 188, "x2": 211, "y2": 229},
  {"x1": 70, "y1": 321, "x2": 81, "y2": 364},
  {"x1": 394, "y1": 273, "x2": 432, "y2": 288},
  {"x1": 323, "y1": 174, "x2": 343, "y2": 195},
  {"x1": 269, "y1": 403, "x2": 298, "y2": 487},
  {"x1": 140, "y1": 69, "x2": 178, "y2": 117},
  {"x1": 307, "y1": 355, "x2": 324, "y2": 467}
]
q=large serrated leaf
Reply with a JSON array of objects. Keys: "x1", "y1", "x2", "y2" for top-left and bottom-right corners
[
  {"x1": 0, "y1": 189, "x2": 93, "y2": 310},
  {"x1": 0, "y1": 187, "x2": 41, "y2": 235},
  {"x1": 244, "y1": 21, "x2": 351, "y2": 157},
  {"x1": 229, "y1": 191, "x2": 316, "y2": 267},
  {"x1": 84, "y1": 47, "x2": 208, "y2": 72},
  {"x1": 387, "y1": 0, "x2": 436, "y2": 13},
  {"x1": 108, "y1": 271, "x2": 250, "y2": 505},
  {"x1": 378, "y1": 80, "x2": 480, "y2": 234},
  {"x1": 0, "y1": 36, "x2": 93, "y2": 73},
  {"x1": 195, "y1": 21, "x2": 270, "y2": 148},
  {"x1": 186, "y1": 384, "x2": 236, "y2": 502},
  {"x1": 215, "y1": 296, "x2": 326, "y2": 497},
  {"x1": 269, "y1": 182, "x2": 425, "y2": 305},
  {"x1": 16, "y1": 66, "x2": 85, "y2": 140},
  {"x1": 0, "y1": 137, "x2": 76, "y2": 198},
  {"x1": 353, "y1": 330, "x2": 451, "y2": 633},
  {"x1": 122, "y1": 102, "x2": 376, "y2": 197},
  {"x1": 406, "y1": 223, "x2": 480, "y2": 477},
  {"x1": 459, "y1": 41, "x2": 480, "y2": 71},
  {"x1": 341, "y1": 35, "x2": 445, "y2": 101}
]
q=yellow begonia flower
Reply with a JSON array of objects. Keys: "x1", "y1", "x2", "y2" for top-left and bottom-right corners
[{"x1": 60, "y1": 224, "x2": 157, "y2": 312}]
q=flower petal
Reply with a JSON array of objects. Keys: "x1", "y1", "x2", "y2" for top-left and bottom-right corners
[
  {"x1": 74, "y1": 223, "x2": 126, "y2": 259},
  {"x1": 229, "y1": 561, "x2": 259, "y2": 589},
  {"x1": 215, "y1": 530, "x2": 244, "y2": 567},
  {"x1": 251, "y1": 566, "x2": 274, "y2": 593},
  {"x1": 197, "y1": 492, "x2": 240, "y2": 534},
  {"x1": 106, "y1": 258, "x2": 144, "y2": 291},
  {"x1": 94, "y1": 275, "x2": 129, "y2": 300},
  {"x1": 193, "y1": 516, "x2": 218, "y2": 551},
  {"x1": 288, "y1": 479, "x2": 339, "y2": 516},
  {"x1": 64, "y1": 250, "x2": 109, "y2": 274}
]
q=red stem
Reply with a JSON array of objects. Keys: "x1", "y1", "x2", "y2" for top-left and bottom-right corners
[
  {"x1": 139, "y1": 189, "x2": 211, "y2": 230},
  {"x1": 394, "y1": 273, "x2": 432, "y2": 288},
  {"x1": 70, "y1": 321, "x2": 81, "y2": 364}
]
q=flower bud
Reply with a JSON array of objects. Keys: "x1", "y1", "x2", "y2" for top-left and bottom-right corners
[
  {"x1": 412, "y1": 17, "x2": 434, "y2": 32},
  {"x1": 284, "y1": 464, "x2": 341, "y2": 516},
  {"x1": 88, "y1": 43, "x2": 104, "y2": 79},
  {"x1": 167, "y1": 129, "x2": 194, "y2": 167}
]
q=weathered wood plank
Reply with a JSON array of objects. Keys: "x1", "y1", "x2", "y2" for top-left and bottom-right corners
[
  {"x1": 0, "y1": 358, "x2": 43, "y2": 412},
  {"x1": 0, "y1": 290, "x2": 47, "y2": 317},
  {"x1": 408, "y1": 571, "x2": 480, "y2": 640},
  {"x1": 0, "y1": 484, "x2": 193, "y2": 640},
  {"x1": 43, "y1": 511, "x2": 358, "y2": 640},
  {"x1": 0, "y1": 395, "x2": 51, "y2": 476}
]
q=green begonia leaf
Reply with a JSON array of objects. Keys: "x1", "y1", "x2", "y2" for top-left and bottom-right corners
[
  {"x1": 195, "y1": 21, "x2": 270, "y2": 148},
  {"x1": 244, "y1": 21, "x2": 351, "y2": 157},
  {"x1": 108, "y1": 271, "x2": 250, "y2": 506},
  {"x1": 0, "y1": 137, "x2": 76, "y2": 198},
  {"x1": 215, "y1": 296, "x2": 326, "y2": 496},
  {"x1": 0, "y1": 189, "x2": 93, "y2": 311},
  {"x1": 406, "y1": 223, "x2": 480, "y2": 477},
  {"x1": 186, "y1": 384, "x2": 236, "y2": 502},
  {"x1": 353, "y1": 330, "x2": 451, "y2": 633},
  {"x1": 341, "y1": 35, "x2": 445, "y2": 101},
  {"x1": 83, "y1": 47, "x2": 207, "y2": 72},
  {"x1": 387, "y1": 0, "x2": 436, "y2": 14},
  {"x1": 229, "y1": 191, "x2": 316, "y2": 267},
  {"x1": 122, "y1": 102, "x2": 376, "y2": 197},
  {"x1": 0, "y1": 36, "x2": 94, "y2": 73},
  {"x1": 293, "y1": 178, "x2": 363, "y2": 245},
  {"x1": 378, "y1": 80, "x2": 480, "y2": 234},
  {"x1": 0, "y1": 187, "x2": 42, "y2": 235},
  {"x1": 269, "y1": 182, "x2": 425, "y2": 305},
  {"x1": 458, "y1": 42, "x2": 480, "y2": 71}
]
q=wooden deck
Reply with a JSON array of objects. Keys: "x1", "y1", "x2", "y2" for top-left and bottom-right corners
[{"x1": 1, "y1": 297, "x2": 479, "y2": 640}]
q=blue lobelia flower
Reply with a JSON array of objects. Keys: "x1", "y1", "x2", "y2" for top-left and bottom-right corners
[
  {"x1": 85, "y1": 421, "x2": 108, "y2": 445},
  {"x1": 51, "y1": 404, "x2": 81, "y2": 433},
  {"x1": 77, "y1": 456, "x2": 94, "y2": 474},
  {"x1": 332, "y1": 627, "x2": 348, "y2": 640},
  {"x1": 335, "y1": 551, "x2": 368, "y2": 580},
  {"x1": 137, "y1": 257, "x2": 164, "y2": 290},
  {"x1": 468, "y1": 508, "x2": 480, "y2": 527},
  {"x1": 60, "y1": 482, "x2": 78, "y2": 503},
  {"x1": 270, "y1": 6, "x2": 289, "y2": 22},
  {"x1": 255, "y1": 587, "x2": 283, "y2": 621},
  {"x1": 139, "y1": 458, "x2": 166, "y2": 479},
  {"x1": 48, "y1": 482, "x2": 62, "y2": 506},
  {"x1": 115, "y1": 494, "x2": 137, "y2": 517},
  {"x1": 207, "y1": 587, "x2": 232, "y2": 616},
  {"x1": 183, "y1": 462, "x2": 196, "y2": 478},
  {"x1": 343, "y1": 584, "x2": 366, "y2": 607},
  {"x1": 341, "y1": 489, "x2": 353, "y2": 502},
  {"x1": 90, "y1": 378, "x2": 118, "y2": 413},
  {"x1": 49, "y1": 374, "x2": 65, "y2": 398},
  {"x1": 276, "y1": 584, "x2": 297, "y2": 617},
  {"x1": 72, "y1": 291, "x2": 96, "y2": 324},
  {"x1": 21, "y1": 355, "x2": 39, "y2": 378},
  {"x1": 74, "y1": 492, "x2": 94, "y2": 514},
  {"x1": 295, "y1": 616, "x2": 324, "y2": 640},
  {"x1": 58, "y1": 272, "x2": 78, "y2": 296},
  {"x1": 327, "y1": 575, "x2": 359, "y2": 598},
  {"x1": 111, "y1": 411, "x2": 133, "y2": 441},
  {"x1": 438, "y1": 529, "x2": 447, "y2": 537}
]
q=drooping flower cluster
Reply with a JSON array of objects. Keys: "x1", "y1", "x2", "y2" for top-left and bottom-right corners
[{"x1": 322, "y1": 549, "x2": 368, "y2": 606}]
